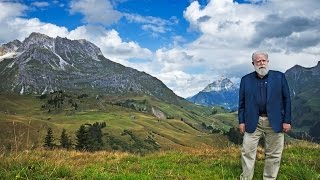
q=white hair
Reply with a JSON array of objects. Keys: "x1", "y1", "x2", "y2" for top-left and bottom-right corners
[{"x1": 252, "y1": 51, "x2": 268, "y2": 61}]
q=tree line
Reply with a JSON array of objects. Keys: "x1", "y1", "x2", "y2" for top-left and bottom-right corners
[{"x1": 43, "y1": 122, "x2": 160, "y2": 153}]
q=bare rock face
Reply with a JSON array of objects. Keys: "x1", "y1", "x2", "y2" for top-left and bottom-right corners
[
  {"x1": 151, "y1": 107, "x2": 166, "y2": 120},
  {"x1": 0, "y1": 40, "x2": 21, "y2": 54}
]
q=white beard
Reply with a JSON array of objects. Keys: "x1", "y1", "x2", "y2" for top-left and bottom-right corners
[{"x1": 254, "y1": 65, "x2": 269, "y2": 77}]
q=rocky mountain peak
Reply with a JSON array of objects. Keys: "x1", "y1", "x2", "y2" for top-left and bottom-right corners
[
  {"x1": 188, "y1": 76, "x2": 238, "y2": 110},
  {"x1": 29, "y1": 32, "x2": 49, "y2": 38},
  {"x1": 18, "y1": 32, "x2": 54, "y2": 52},
  {"x1": 202, "y1": 77, "x2": 236, "y2": 92},
  {"x1": 0, "y1": 32, "x2": 182, "y2": 105},
  {"x1": 0, "y1": 40, "x2": 21, "y2": 57},
  {"x1": 0, "y1": 32, "x2": 104, "y2": 66}
]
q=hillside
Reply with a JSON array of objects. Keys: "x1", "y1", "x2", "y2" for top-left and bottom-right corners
[{"x1": 0, "y1": 92, "x2": 233, "y2": 152}]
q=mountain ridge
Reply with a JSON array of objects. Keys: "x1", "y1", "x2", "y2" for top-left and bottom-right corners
[
  {"x1": 187, "y1": 77, "x2": 239, "y2": 110},
  {"x1": 284, "y1": 61, "x2": 320, "y2": 142},
  {"x1": 0, "y1": 32, "x2": 183, "y2": 104}
]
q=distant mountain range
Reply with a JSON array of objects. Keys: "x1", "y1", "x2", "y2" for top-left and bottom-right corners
[
  {"x1": 0, "y1": 32, "x2": 183, "y2": 104},
  {"x1": 187, "y1": 77, "x2": 238, "y2": 110}
]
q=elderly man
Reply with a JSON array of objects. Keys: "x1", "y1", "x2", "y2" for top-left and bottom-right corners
[{"x1": 238, "y1": 52, "x2": 291, "y2": 180}]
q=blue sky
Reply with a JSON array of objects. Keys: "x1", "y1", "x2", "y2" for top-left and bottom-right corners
[
  {"x1": 22, "y1": 0, "x2": 200, "y2": 50},
  {"x1": 0, "y1": 0, "x2": 319, "y2": 97}
]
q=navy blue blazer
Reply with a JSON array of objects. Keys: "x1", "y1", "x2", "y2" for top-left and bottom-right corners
[{"x1": 238, "y1": 70, "x2": 291, "y2": 133}]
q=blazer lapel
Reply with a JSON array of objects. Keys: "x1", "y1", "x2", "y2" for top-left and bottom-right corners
[{"x1": 267, "y1": 71, "x2": 273, "y2": 102}]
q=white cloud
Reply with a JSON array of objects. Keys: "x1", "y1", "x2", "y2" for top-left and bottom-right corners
[
  {"x1": 184, "y1": 0, "x2": 262, "y2": 46},
  {"x1": 0, "y1": 1, "x2": 27, "y2": 21},
  {"x1": 243, "y1": 0, "x2": 267, "y2": 4},
  {"x1": 267, "y1": 52, "x2": 319, "y2": 72},
  {"x1": 124, "y1": 13, "x2": 177, "y2": 36},
  {"x1": 172, "y1": 35, "x2": 187, "y2": 47},
  {"x1": 53, "y1": 1, "x2": 65, "y2": 7},
  {"x1": 156, "y1": 70, "x2": 219, "y2": 98},
  {"x1": 0, "y1": 2, "x2": 69, "y2": 44},
  {"x1": 31, "y1": 1, "x2": 50, "y2": 8},
  {"x1": 142, "y1": 24, "x2": 167, "y2": 34},
  {"x1": 7, "y1": 18, "x2": 69, "y2": 39},
  {"x1": 156, "y1": 47, "x2": 197, "y2": 72},
  {"x1": 0, "y1": 18, "x2": 68, "y2": 43},
  {"x1": 70, "y1": 0, "x2": 122, "y2": 26},
  {"x1": 69, "y1": 26, "x2": 153, "y2": 60}
]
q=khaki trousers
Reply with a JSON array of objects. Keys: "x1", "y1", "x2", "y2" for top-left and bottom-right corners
[{"x1": 240, "y1": 116, "x2": 284, "y2": 180}]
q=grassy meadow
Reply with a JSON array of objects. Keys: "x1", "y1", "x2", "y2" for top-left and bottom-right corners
[{"x1": 1, "y1": 142, "x2": 319, "y2": 179}]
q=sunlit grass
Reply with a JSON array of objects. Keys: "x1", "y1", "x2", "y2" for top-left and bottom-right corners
[{"x1": 1, "y1": 142, "x2": 319, "y2": 179}]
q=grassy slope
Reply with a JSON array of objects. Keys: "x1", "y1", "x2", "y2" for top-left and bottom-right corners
[
  {"x1": 0, "y1": 93, "x2": 231, "y2": 151},
  {"x1": 291, "y1": 89, "x2": 320, "y2": 128},
  {"x1": 0, "y1": 142, "x2": 319, "y2": 179}
]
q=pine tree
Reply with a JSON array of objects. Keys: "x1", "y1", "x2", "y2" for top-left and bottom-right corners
[
  {"x1": 43, "y1": 127, "x2": 55, "y2": 149},
  {"x1": 75, "y1": 122, "x2": 106, "y2": 151},
  {"x1": 60, "y1": 128, "x2": 72, "y2": 149},
  {"x1": 75, "y1": 125, "x2": 88, "y2": 151},
  {"x1": 87, "y1": 122, "x2": 105, "y2": 151}
]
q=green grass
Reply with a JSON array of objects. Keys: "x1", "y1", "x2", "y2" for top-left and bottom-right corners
[
  {"x1": 0, "y1": 93, "x2": 231, "y2": 151},
  {"x1": 0, "y1": 142, "x2": 319, "y2": 179}
]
